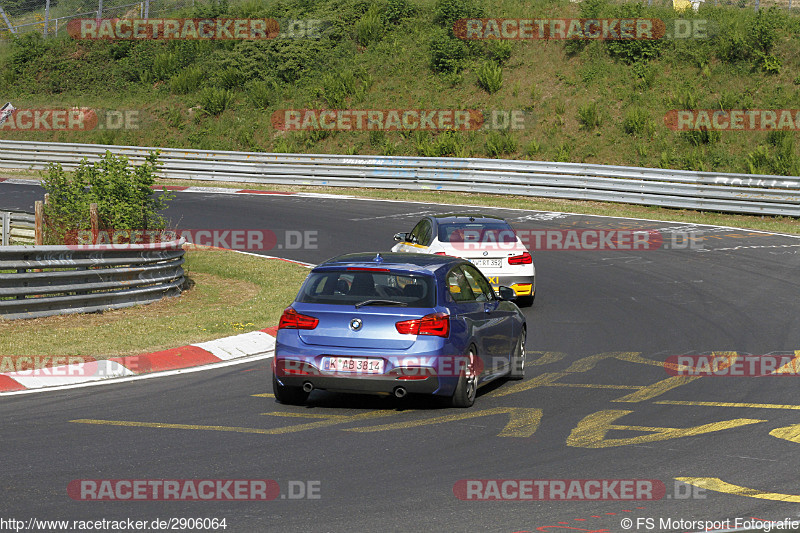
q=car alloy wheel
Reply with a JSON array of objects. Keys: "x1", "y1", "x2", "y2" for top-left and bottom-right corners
[
  {"x1": 509, "y1": 328, "x2": 526, "y2": 380},
  {"x1": 451, "y1": 348, "x2": 478, "y2": 408}
]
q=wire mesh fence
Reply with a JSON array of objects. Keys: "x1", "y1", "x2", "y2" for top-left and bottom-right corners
[{"x1": 0, "y1": 0, "x2": 196, "y2": 40}]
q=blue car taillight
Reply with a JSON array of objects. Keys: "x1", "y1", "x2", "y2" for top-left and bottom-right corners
[
  {"x1": 395, "y1": 313, "x2": 450, "y2": 337},
  {"x1": 278, "y1": 307, "x2": 319, "y2": 330}
]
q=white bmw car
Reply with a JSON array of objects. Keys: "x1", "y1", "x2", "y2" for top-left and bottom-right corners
[{"x1": 391, "y1": 214, "x2": 535, "y2": 306}]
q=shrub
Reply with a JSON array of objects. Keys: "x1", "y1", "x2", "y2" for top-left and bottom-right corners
[
  {"x1": 41, "y1": 151, "x2": 173, "y2": 243},
  {"x1": 485, "y1": 130, "x2": 518, "y2": 157},
  {"x1": 198, "y1": 87, "x2": 233, "y2": 116},
  {"x1": 152, "y1": 51, "x2": 180, "y2": 81},
  {"x1": 433, "y1": 0, "x2": 485, "y2": 31},
  {"x1": 623, "y1": 108, "x2": 655, "y2": 137},
  {"x1": 246, "y1": 79, "x2": 279, "y2": 109},
  {"x1": 8, "y1": 33, "x2": 47, "y2": 74},
  {"x1": 385, "y1": 0, "x2": 417, "y2": 23},
  {"x1": 604, "y1": 3, "x2": 663, "y2": 63},
  {"x1": 476, "y1": 61, "x2": 502, "y2": 94},
  {"x1": 748, "y1": 8, "x2": 783, "y2": 56},
  {"x1": 555, "y1": 142, "x2": 572, "y2": 162},
  {"x1": 193, "y1": 0, "x2": 230, "y2": 18},
  {"x1": 216, "y1": 67, "x2": 245, "y2": 90},
  {"x1": 354, "y1": 5, "x2": 385, "y2": 46},
  {"x1": 321, "y1": 68, "x2": 372, "y2": 108},
  {"x1": 717, "y1": 32, "x2": 753, "y2": 63},
  {"x1": 670, "y1": 89, "x2": 698, "y2": 110},
  {"x1": 746, "y1": 135, "x2": 800, "y2": 176},
  {"x1": 524, "y1": 139, "x2": 541, "y2": 157},
  {"x1": 430, "y1": 32, "x2": 468, "y2": 73},
  {"x1": 681, "y1": 129, "x2": 720, "y2": 146},
  {"x1": 486, "y1": 40, "x2": 512, "y2": 64},
  {"x1": 760, "y1": 54, "x2": 781, "y2": 74},
  {"x1": 169, "y1": 66, "x2": 204, "y2": 94},
  {"x1": 413, "y1": 131, "x2": 471, "y2": 157},
  {"x1": 434, "y1": 131, "x2": 471, "y2": 157},
  {"x1": 767, "y1": 130, "x2": 791, "y2": 147},
  {"x1": 578, "y1": 102, "x2": 601, "y2": 130},
  {"x1": 273, "y1": 134, "x2": 300, "y2": 153},
  {"x1": 369, "y1": 130, "x2": 386, "y2": 148}
]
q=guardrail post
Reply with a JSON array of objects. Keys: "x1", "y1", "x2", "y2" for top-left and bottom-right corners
[
  {"x1": 35, "y1": 201, "x2": 43, "y2": 245},
  {"x1": 90, "y1": 203, "x2": 99, "y2": 243},
  {"x1": 1, "y1": 212, "x2": 8, "y2": 246},
  {"x1": 44, "y1": 0, "x2": 51, "y2": 36}
]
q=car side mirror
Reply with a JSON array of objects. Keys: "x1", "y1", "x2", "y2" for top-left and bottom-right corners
[
  {"x1": 394, "y1": 232, "x2": 410, "y2": 242},
  {"x1": 496, "y1": 286, "x2": 517, "y2": 301}
]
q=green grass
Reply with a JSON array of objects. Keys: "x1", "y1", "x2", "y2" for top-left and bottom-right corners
[{"x1": 0, "y1": 247, "x2": 310, "y2": 357}]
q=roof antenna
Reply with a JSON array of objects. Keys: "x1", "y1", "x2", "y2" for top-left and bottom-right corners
[{"x1": 374, "y1": 253, "x2": 383, "y2": 263}]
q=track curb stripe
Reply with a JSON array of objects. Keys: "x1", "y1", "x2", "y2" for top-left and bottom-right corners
[
  {"x1": 0, "y1": 328, "x2": 277, "y2": 393},
  {"x1": 150, "y1": 185, "x2": 298, "y2": 195},
  {"x1": 0, "y1": 374, "x2": 27, "y2": 392},
  {"x1": 109, "y1": 346, "x2": 222, "y2": 373}
]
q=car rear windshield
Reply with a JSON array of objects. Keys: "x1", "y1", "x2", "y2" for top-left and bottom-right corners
[
  {"x1": 297, "y1": 270, "x2": 436, "y2": 307},
  {"x1": 438, "y1": 222, "x2": 517, "y2": 243}
]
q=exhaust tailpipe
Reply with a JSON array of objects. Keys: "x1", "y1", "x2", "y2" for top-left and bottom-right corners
[
  {"x1": 393, "y1": 386, "x2": 407, "y2": 398},
  {"x1": 302, "y1": 382, "x2": 314, "y2": 393}
]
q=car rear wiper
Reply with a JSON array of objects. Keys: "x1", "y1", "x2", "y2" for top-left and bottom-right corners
[{"x1": 354, "y1": 299, "x2": 408, "y2": 309}]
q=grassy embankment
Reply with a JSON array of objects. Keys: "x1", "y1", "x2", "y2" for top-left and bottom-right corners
[{"x1": 0, "y1": 0, "x2": 799, "y2": 175}]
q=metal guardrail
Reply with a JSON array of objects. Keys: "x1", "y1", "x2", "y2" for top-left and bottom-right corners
[
  {"x1": 0, "y1": 210, "x2": 35, "y2": 246},
  {"x1": 0, "y1": 238, "x2": 185, "y2": 320},
  {"x1": 0, "y1": 140, "x2": 798, "y2": 216}
]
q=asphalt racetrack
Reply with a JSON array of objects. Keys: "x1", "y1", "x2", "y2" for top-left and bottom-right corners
[{"x1": 2, "y1": 182, "x2": 800, "y2": 532}]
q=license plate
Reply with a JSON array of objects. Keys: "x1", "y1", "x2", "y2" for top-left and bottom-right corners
[
  {"x1": 322, "y1": 357, "x2": 384, "y2": 374},
  {"x1": 470, "y1": 259, "x2": 502, "y2": 268}
]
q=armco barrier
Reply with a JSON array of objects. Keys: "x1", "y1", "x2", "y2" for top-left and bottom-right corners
[
  {"x1": 0, "y1": 238, "x2": 185, "y2": 320},
  {"x1": 0, "y1": 211, "x2": 35, "y2": 246},
  {"x1": 0, "y1": 140, "x2": 798, "y2": 216}
]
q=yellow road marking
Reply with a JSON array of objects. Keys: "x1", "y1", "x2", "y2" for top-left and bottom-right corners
[
  {"x1": 547, "y1": 383, "x2": 641, "y2": 389},
  {"x1": 486, "y1": 371, "x2": 568, "y2": 398},
  {"x1": 773, "y1": 350, "x2": 800, "y2": 374},
  {"x1": 566, "y1": 410, "x2": 765, "y2": 448},
  {"x1": 662, "y1": 351, "x2": 740, "y2": 374},
  {"x1": 770, "y1": 425, "x2": 800, "y2": 443},
  {"x1": 657, "y1": 400, "x2": 800, "y2": 410},
  {"x1": 72, "y1": 419, "x2": 287, "y2": 435},
  {"x1": 612, "y1": 375, "x2": 702, "y2": 402},
  {"x1": 251, "y1": 393, "x2": 275, "y2": 398},
  {"x1": 261, "y1": 412, "x2": 356, "y2": 419},
  {"x1": 344, "y1": 407, "x2": 543, "y2": 438},
  {"x1": 72, "y1": 410, "x2": 398, "y2": 435},
  {"x1": 676, "y1": 477, "x2": 800, "y2": 502},
  {"x1": 488, "y1": 352, "x2": 703, "y2": 402},
  {"x1": 562, "y1": 352, "x2": 664, "y2": 372}
]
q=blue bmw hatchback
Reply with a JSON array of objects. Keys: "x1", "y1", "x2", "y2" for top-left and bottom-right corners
[{"x1": 272, "y1": 252, "x2": 527, "y2": 407}]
